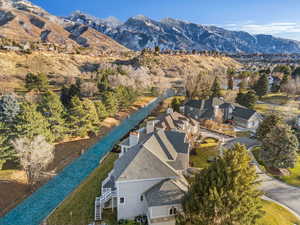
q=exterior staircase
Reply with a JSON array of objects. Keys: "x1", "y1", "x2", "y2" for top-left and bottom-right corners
[{"x1": 94, "y1": 189, "x2": 117, "y2": 221}]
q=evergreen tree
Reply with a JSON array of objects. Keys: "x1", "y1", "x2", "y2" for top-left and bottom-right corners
[
  {"x1": 94, "y1": 100, "x2": 109, "y2": 121},
  {"x1": 273, "y1": 65, "x2": 291, "y2": 75},
  {"x1": 38, "y1": 91, "x2": 66, "y2": 141},
  {"x1": 115, "y1": 86, "x2": 137, "y2": 109},
  {"x1": 211, "y1": 77, "x2": 222, "y2": 98},
  {"x1": 103, "y1": 91, "x2": 119, "y2": 116},
  {"x1": 254, "y1": 74, "x2": 268, "y2": 98},
  {"x1": 280, "y1": 73, "x2": 289, "y2": 91},
  {"x1": 261, "y1": 123, "x2": 299, "y2": 169},
  {"x1": 235, "y1": 90, "x2": 258, "y2": 109},
  {"x1": 13, "y1": 102, "x2": 53, "y2": 142},
  {"x1": 178, "y1": 144, "x2": 263, "y2": 225},
  {"x1": 60, "y1": 84, "x2": 81, "y2": 108},
  {"x1": 0, "y1": 93, "x2": 20, "y2": 123},
  {"x1": 82, "y1": 99, "x2": 100, "y2": 134},
  {"x1": 292, "y1": 66, "x2": 300, "y2": 78},
  {"x1": 67, "y1": 97, "x2": 92, "y2": 137},
  {"x1": 25, "y1": 72, "x2": 49, "y2": 91},
  {"x1": 256, "y1": 114, "x2": 283, "y2": 141},
  {"x1": 227, "y1": 68, "x2": 235, "y2": 90},
  {"x1": 0, "y1": 122, "x2": 15, "y2": 170}
]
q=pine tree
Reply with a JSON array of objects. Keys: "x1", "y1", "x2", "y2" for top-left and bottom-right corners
[
  {"x1": 261, "y1": 123, "x2": 299, "y2": 169},
  {"x1": 254, "y1": 74, "x2": 268, "y2": 98},
  {"x1": 94, "y1": 100, "x2": 109, "y2": 120},
  {"x1": 60, "y1": 84, "x2": 81, "y2": 108},
  {"x1": 38, "y1": 91, "x2": 66, "y2": 141},
  {"x1": 0, "y1": 122, "x2": 15, "y2": 170},
  {"x1": 13, "y1": 102, "x2": 53, "y2": 142},
  {"x1": 103, "y1": 91, "x2": 119, "y2": 116},
  {"x1": 25, "y1": 72, "x2": 49, "y2": 91},
  {"x1": 235, "y1": 90, "x2": 258, "y2": 109},
  {"x1": 211, "y1": 77, "x2": 222, "y2": 98},
  {"x1": 0, "y1": 93, "x2": 20, "y2": 123},
  {"x1": 256, "y1": 114, "x2": 283, "y2": 141},
  {"x1": 67, "y1": 97, "x2": 92, "y2": 137},
  {"x1": 227, "y1": 68, "x2": 235, "y2": 90},
  {"x1": 178, "y1": 144, "x2": 264, "y2": 225},
  {"x1": 82, "y1": 99, "x2": 100, "y2": 134}
]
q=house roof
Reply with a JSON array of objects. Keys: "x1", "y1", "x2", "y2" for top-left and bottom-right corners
[
  {"x1": 145, "y1": 179, "x2": 187, "y2": 207},
  {"x1": 113, "y1": 146, "x2": 179, "y2": 181},
  {"x1": 157, "y1": 111, "x2": 198, "y2": 130},
  {"x1": 185, "y1": 98, "x2": 224, "y2": 110},
  {"x1": 113, "y1": 130, "x2": 188, "y2": 182},
  {"x1": 232, "y1": 106, "x2": 257, "y2": 120}
]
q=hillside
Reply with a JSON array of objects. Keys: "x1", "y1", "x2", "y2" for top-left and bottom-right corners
[
  {"x1": 66, "y1": 12, "x2": 300, "y2": 54},
  {"x1": 0, "y1": 51, "x2": 240, "y2": 92},
  {"x1": 0, "y1": 0, "x2": 128, "y2": 55}
]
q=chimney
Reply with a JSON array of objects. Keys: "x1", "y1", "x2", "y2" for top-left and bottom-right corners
[
  {"x1": 129, "y1": 131, "x2": 140, "y2": 146},
  {"x1": 146, "y1": 120, "x2": 155, "y2": 134}
]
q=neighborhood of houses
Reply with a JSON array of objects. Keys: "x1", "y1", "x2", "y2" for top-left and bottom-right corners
[{"x1": 94, "y1": 97, "x2": 263, "y2": 225}]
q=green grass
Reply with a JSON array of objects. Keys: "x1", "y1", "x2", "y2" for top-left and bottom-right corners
[
  {"x1": 261, "y1": 94, "x2": 289, "y2": 105},
  {"x1": 47, "y1": 153, "x2": 118, "y2": 225},
  {"x1": 258, "y1": 200, "x2": 300, "y2": 225},
  {"x1": 279, "y1": 156, "x2": 300, "y2": 187},
  {"x1": 190, "y1": 146, "x2": 219, "y2": 168},
  {"x1": 252, "y1": 147, "x2": 300, "y2": 187}
]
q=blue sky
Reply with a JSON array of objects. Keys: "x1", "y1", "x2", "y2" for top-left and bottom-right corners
[{"x1": 31, "y1": 0, "x2": 300, "y2": 40}]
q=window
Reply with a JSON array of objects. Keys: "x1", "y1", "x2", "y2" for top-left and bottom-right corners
[
  {"x1": 140, "y1": 195, "x2": 144, "y2": 202},
  {"x1": 120, "y1": 197, "x2": 125, "y2": 204},
  {"x1": 169, "y1": 207, "x2": 177, "y2": 215}
]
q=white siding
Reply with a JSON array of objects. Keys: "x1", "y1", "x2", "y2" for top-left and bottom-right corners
[
  {"x1": 116, "y1": 178, "x2": 165, "y2": 220},
  {"x1": 149, "y1": 204, "x2": 182, "y2": 219}
]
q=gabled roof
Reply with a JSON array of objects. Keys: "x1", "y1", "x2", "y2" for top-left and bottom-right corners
[
  {"x1": 185, "y1": 97, "x2": 224, "y2": 110},
  {"x1": 232, "y1": 106, "x2": 257, "y2": 120},
  {"x1": 112, "y1": 130, "x2": 189, "y2": 182},
  {"x1": 145, "y1": 179, "x2": 187, "y2": 207},
  {"x1": 113, "y1": 146, "x2": 179, "y2": 181}
]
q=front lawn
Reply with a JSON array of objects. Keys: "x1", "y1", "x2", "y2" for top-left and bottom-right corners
[
  {"x1": 258, "y1": 200, "x2": 300, "y2": 225},
  {"x1": 47, "y1": 152, "x2": 118, "y2": 225},
  {"x1": 190, "y1": 145, "x2": 219, "y2": 169},
  {"x1": 279, "y1": 156, "x2": 300, "y2": 187},
  {"x1": 252, "y1": 147, "x2": 300, "y2": 187}
]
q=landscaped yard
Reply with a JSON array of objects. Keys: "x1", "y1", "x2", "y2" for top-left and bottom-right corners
[
  {"x1": 47, "y1": 152, "x2": 118, "y2": 225},
  {"x1": 190, "y1": 138, "x2": 219, "y2": 168},
  {"x1": 280, "y1": 156, "x2": 300, "y2": 187},
  {"x1": 252, "y1": 147, "x2": 300, "y2": 187},
  {"x1": 258, "y1": 200, "x2": 300, "y2": 225}
]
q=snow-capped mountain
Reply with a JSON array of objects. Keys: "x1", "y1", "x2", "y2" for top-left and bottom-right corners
[{"x1": 65, "y1": 12, "x2": 300, "y2": 54}]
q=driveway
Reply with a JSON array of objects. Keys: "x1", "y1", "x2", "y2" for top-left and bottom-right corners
[{"x1": 224, "y1": 138, "x2": 300, "y2": 218}]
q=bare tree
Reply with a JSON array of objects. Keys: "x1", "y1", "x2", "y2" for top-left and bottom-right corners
[
  {"x1": 80, "y1": 82, "x2": 98, "y2": 97},
  {"x1": 281, "y1": 79, "x2": 298, "y2": 97},
  {"x1": 12, "y1": 135, "x2": 54, "y2": 187},
  {"x1": 185, "y1": 71, "x2": 212, "y2": 99}
]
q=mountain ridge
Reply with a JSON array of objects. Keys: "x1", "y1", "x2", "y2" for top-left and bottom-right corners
[{"x1": 65, "y1": 12, "x2": 300, "y2": 54}]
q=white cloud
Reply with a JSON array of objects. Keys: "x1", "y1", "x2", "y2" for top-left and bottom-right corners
[{"x1": 223, "y1": 22, "x2": 300, "y2": 38}]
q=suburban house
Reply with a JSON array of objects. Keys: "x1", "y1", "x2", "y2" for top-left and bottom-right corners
[
  {"x1": 156, "y1": 108, "x2": 199, "y2": 138},
  {"x1": 181, "y1": 97, "x2": 263, "y2": 129},
  {"x1": 95, "y1": 121, "x2": 191, "y2": 225}
]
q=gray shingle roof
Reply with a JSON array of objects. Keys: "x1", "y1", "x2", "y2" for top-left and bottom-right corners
[
  {"x1": 113, "y1": 146, "x2": 178, "y2": 181},
  {"x1": 145, "y1": 179, "x2": 186, "y2": 207},
  {"x1": 112, "y1": 130, "x2": 189, "y2": 181},
  {"x1": 232, "y1": 106, "x2": 257, "y2": 120}
]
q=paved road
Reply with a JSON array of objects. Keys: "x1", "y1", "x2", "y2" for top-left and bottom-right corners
[{"x1": 224, "y1": 138, "x2": 300, "y2": 218}]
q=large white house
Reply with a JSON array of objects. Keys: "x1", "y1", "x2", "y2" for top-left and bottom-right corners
[{"x1": 95, "y1": 113, "x2": 192, "y2": 225}]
